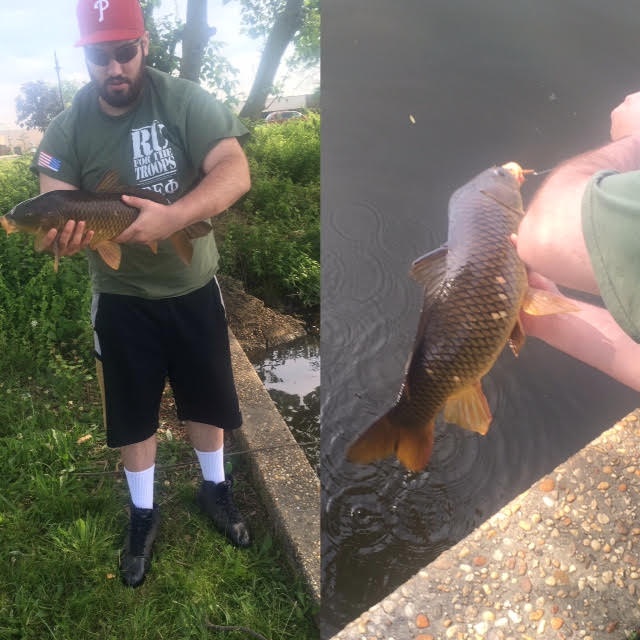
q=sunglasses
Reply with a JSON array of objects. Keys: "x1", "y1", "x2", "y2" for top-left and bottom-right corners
[{"x1": 85, "y1": 40, "x2": 141, "y2": 66}]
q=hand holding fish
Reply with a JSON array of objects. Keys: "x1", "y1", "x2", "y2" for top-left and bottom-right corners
[
  {"x1": 42, "y1": 219, "x2": 95, "y2": 258},
  {"x1": 610, "y1": 91, "x2": 640, "y2": 141},
  {"x1": 115, "y1": 194, "x2": 185, "y2": 245}
]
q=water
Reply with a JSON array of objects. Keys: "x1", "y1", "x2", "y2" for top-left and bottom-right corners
[
  {"x1": 252, "y1": 334, "x2": 320, "y2": 471},
  {"x1": 321, "y1": 1, "x2": 640, "y2": 636}
]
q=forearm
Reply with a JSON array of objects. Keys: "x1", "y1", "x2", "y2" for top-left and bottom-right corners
[
  {"x1": 518, "y1": 135, "x2": 640, "y2": 293},
  {"x1": 169, "y1": 137, "x2": 251, "y2": 228},
  {"x1": 523, "y1": 298, "x2": 640, "y2": 392}
]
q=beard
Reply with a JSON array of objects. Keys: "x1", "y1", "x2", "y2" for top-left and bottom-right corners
[{"x1": 92, "y1": 56, "x2": 146, "y2": 109}]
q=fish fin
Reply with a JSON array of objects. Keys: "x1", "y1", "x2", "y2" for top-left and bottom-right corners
[
  {"x1": 170, "y1": 231, "x2": 194, "y2": 265},
  {"x1": 443, "y1": 381, "x2": 492, "y2": 435},
  {"x1": 95, "y1": 241, "x2": 122, "y2": 270},
  {"x1": 33, "y1": 231, "x2": 48, "y2": 252},
  {"x1": 347, "y1": 414, "x2": 435, "y2": 472},
  {"x1": 94, "y1": 170, "x2": 170, "y2": 205},
  {"x1": 479, "y1": 189, "x2": 525, "y2": 218},
  {"x1": 94, "y1": 170, "x2": 123, "y2": 193},
  {"x1": 409, "y1": 244, "x2": 448, "y2": 294},
  {"x1": 183, "y1": 220, "x2": 213, "y2": 239},
  {"x1": 522, "y1": 287, "x2": 580, "y2": 316},
  {"x1": 509, "y1": 317, "x2": 526, "y2": 357},
  {"x1": 148, "y1": 241, "x2": 158, "y2": 255}
]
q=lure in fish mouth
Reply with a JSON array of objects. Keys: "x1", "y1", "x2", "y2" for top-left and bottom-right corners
[
  {"x1": 0, "y1": 170, "x2": 212, "y2": 272},
  {"x1": 346, "y1": 161, "x2": 578, "y2": 473}
]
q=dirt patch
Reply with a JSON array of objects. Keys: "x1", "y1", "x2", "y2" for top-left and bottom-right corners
[{"x1": 217, "y1": 274, "x2": 307, "y2": 356}]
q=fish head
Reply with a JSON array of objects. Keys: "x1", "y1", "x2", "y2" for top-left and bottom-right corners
[
  {"x1": 500, "y1": 161, "x2": 526, "y2": 185},
  {"x1": 1, "y1": 195, "x2": 62, "y2": 236}
]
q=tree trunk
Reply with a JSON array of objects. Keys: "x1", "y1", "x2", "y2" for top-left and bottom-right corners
[
  {"x1": 180, "y1": 0, "x2": 216, "y2": 83},
  {"x1": 239, "y1": 0, "x2": 304, "y2": 120}
]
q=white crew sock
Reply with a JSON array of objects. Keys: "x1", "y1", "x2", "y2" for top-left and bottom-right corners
[
  {"x1": 124, "y1": 465, "x2": 155, "y2": 509},
  {"x1": 194, "y1": 447, "x2": 225, "y2": 484}
]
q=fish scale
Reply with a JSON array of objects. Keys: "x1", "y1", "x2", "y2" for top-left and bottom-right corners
[
  {"x1": 0, "y1": 172, "x2": 213, "y2": 272},
  {"x1": 347, "y1": 163, "x2": 575, "y2": 472}
]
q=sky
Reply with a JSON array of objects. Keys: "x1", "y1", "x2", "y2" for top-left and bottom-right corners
[{"x1": 0, "y1": 1, "x2": 319, "y2": 128}]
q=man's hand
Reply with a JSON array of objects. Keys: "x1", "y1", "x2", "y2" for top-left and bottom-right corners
[
  {"x1": 610, "y1": 91, "x2": 640, "y2": 141},
  {"x1": 115, "y1": 195, "x2": 184, "y2": 245},
  {"x1": 41, "y1": 220, "x2": 94, "y2": 256}
]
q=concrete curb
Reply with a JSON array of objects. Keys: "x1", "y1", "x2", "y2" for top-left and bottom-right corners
[
  {"x1": 331, "y1": 410, "x2": 640, "y2": 639},
  {"x1": 228, "y1": 331, "x2": 321, "y2": 606}
]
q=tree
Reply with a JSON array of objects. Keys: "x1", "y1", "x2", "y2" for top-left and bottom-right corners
[
  {"x1": 15, "y1": 80, "x2": 81, "y2": 132},
  {"x1": 238, "y1": 0, "x2": 319, "y2": 119},
  {"x1": 143, "y1": 0, "x2": 240, "y2": 106}
]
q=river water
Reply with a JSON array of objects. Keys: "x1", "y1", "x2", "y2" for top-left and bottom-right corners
[
  {"x1": 321, "y1": 1, "x2": 640, "y2": 636},
  {"x1": 252, "y1": 334, "x2": 320, "y2": 471}
]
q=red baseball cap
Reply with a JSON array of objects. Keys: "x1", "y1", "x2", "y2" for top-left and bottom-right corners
[{"x1": 75, "y1": 0, "x2": 145, "y2": 46}]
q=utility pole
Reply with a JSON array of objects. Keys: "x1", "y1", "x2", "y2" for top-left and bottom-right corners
[{"x1": 54, "y1": 51, "x2": 64, "y2": 110}]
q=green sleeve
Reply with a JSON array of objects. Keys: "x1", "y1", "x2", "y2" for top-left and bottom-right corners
[
  {"x1": 582, "y1": 169, "x2": 640, "y2": 342},
  {"x1": 182, "y1": 86, "x2": 249, "y2": 170},
  {"x1": 30, "y1": 109, "x2": 82, "y2": 187}
]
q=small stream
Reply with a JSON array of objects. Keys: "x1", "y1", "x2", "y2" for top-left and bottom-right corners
[{"x1": 251, "y1": 333, "x2": 320, "y2": 472}]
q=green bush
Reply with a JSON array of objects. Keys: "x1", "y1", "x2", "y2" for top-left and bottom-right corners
[
  {"x1": 0, "y1": 156, "x2": 93, "y2": 376},
  {"x1": 219, "y1": 113, "x2": 320, "y2": 309}
]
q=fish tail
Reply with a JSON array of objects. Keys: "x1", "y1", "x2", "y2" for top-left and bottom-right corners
[{"x1": 347, "y1": 414, "x2": 435, "y2": 472}]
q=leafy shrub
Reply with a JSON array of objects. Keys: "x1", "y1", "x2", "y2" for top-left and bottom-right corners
[
  {"x1": 219, "y1": 113, "x2": 320, "y2": 309},
  {"x1": 0, "y1": 156, "x2": 93, "y2": 376}
]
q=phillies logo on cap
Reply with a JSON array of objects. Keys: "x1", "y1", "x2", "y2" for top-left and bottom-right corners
[
  {"x1": 94, "y1": 0, "x2": 110, "y2": 23},
  {"x1": 76, "y1": 0, "x2": 145, "y2": 46}
]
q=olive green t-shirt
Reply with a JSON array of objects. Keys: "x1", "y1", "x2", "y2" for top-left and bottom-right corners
[
  {"x1": 32, "y1": 66, "x2": 248, "y2": 299},
  {"x1": 582, "y1": 169, "x2": 640, "y2": 342}
]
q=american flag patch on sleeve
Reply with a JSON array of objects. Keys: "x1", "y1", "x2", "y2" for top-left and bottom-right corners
[{"x1": 37, "y1": 151, "x2": 62, "y2": 172}]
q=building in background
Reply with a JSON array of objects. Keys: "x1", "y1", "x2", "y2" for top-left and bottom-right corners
[{"x1": 0, "y1": 128, "x2": 43, "y2": 156}]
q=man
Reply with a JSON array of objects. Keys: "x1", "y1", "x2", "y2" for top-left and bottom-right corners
[
  {"x1": 515, "y1": 93, "x2": 640, "y2": 392},
  {"x1": 33, "y1": 0, "x2": 252, "y2": 588}
]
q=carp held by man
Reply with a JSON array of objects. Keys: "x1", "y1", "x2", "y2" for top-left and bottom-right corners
[
  {"x1": 347, "y1": 162, "x2": 578, "y2": 472},
  {"x1": 0, "y1": 170, "x2": 212, "y2": 272}
]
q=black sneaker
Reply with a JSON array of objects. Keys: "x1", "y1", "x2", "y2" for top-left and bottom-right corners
[
  {"x1": 119, "y1": 504, "x2": 160, "y2": 588},
  {"x1": 197, "y1": 478, "x2": 250, "y2": 548}
]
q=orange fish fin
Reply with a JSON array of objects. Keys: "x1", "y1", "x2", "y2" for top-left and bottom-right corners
[
  {"x1": 148, "y1": 241, "x2": 158, "y2": 255},
  {"x1": 509, "y1": 317, "x2": 526, "y2": 357},
  {"x1": 522, "y1": 286, "x2": 580, "y2": 316},
  {"x1": 33, "y1": 231, "x2": 49, "y2": 252},
  {"x1": 409, "y1": 244, "x2": 448, "y2": 295},
  {"x1": 347, "y1": 414, "x2": 435, "y2": 472},
  {"x1": 183, "y1": 220, "x2": 213, "y2": 239},
  {"x1": 95, "y1": 241, "x2": 122, "y2": 270},
  {"x1": 443, "y1": 381, "x2": 492, "y2": 435},
  {"x1": 170, "y1": 231, "x2": 194, "y2": 265},
  {"x1": 94, "y1": 170, "x2": 123, "y2": 193}
]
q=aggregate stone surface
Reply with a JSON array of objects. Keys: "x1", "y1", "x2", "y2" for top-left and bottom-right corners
[{"x1": 331, "y1": 411, "x2": 640, "y2": 640}]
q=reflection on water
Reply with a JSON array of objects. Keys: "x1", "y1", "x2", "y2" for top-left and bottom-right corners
[
  {"x1": 252, "y1": 335, "x2": 320, "y2": 471},
  {"x1": 321, "y1": 1, "x2": 640, "y2": 636}
]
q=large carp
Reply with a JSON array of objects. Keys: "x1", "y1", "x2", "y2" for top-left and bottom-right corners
[
  {"x1": 0, "y1": 170, "x2": 212, "y2": 272},
  {"x1": 347, "y1": 162, "x2": 577, "y2": 472}
]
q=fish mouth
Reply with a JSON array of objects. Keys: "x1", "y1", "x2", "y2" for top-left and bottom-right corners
[
  {"x1": 501, "y1": 161, "x2": 527, "y2": 184},
  {"x1": 0, "y1": 215, "x2": 17, "y2": 234}
]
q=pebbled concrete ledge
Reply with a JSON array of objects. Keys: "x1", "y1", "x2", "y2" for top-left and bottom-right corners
[
  {"x1": 228, "y1": 331, "x2": 320, "y2": 606},
  {"x1": 331, "y1": 410, "x2": 640, "y2": 640}
]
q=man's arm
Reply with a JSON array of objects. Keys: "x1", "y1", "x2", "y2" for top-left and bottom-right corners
[
  {"x1": 521, "y1": 272, "x2": 640, "y2": 393},
  {"x1": 39, "y1": 174, "x2": 94, "y2": 255},
  {"x1": 517, "y1": 134, "x2": 640, "y2": 294},
  {"x1": 116, "y1": 137, "x2": 251, "y2": 245}
]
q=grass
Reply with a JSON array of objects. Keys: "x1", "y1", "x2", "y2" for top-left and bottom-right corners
[{"x1": 0, "y1": 368, "x2": 318, "y2": 640}]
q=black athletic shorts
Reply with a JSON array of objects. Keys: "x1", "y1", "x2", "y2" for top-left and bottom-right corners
[{"x1": 91, "y1": 277, "x2": 242, "y2": 448}]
